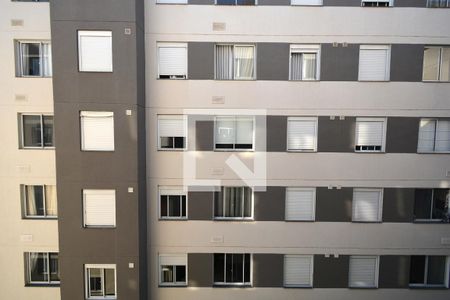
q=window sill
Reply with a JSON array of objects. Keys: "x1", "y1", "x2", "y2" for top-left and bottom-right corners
[
  {"x1": 422, "y1": 80, "x2": 450, "y2": 83},
  {"x1": 417, "y1": 151, "x2": 450, "y2": 154},
  {"x1": 214, "y1": 149, "x2": 255, "y2": 152},
  {"x1": 214, "y1": 218, "x2": 254, "y2": 222},
  {"x1": 78, "y1": 70, "x2": 113, "y2": 74},
  {"x1": 21, "y1": 147, "x2": 55, "y2": 150},
  {"x1": 284, "y1": 285, "x2": 313, "y2": 288},
  {"x1": 213, "y1": 284, "x2": 252, "y2": 288},
  {"x1": 285, "y1": 219, "x2": 315, "y2": 222},
  {"x1": 287, "y1": 149, "x2": 317, "y2": 153},
  {"x1": 158, "y1": 284, "x2": 188, "y2": 287},
  {"x1": 83, "y1": 226, "x2": 116, "y2": 229},
  {"x1": 352, "y1": 220, "x2": 382, "y2": 223},
  {"x1": 348, "y1": 286, "x2": 378, "y2": 289},
  {"x1": 157, "y1": 148, "x2": 187, "y2": 152},
  {"x1": 409, "y1": 285, "x2": 448, "y2": 289},
  {"x1": 25, "y1": 283, "x2": 60, "y2": 287},
  {"x1": 159, "y1": 217, "x2": 188, "y2": 221},
  {"x1": 354, "y1": 150, "x2": 384, "y2": 153},
  {"x1": 413, "y1": 220, "x2": 449, "y2": 224},
  {"x1": 23, "y1": 217, "x2": 58, "y2": 220}
]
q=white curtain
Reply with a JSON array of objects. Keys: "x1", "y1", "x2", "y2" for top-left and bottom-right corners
[
  {"x1": 441, "y1": 48, "x2": 450, "y2": 81},
  {"x1": 422, "y1": 47, "x2": 440, "y2": 81},
  {"x1": 290, "y1": 53, "x2": 302, "y2": 80},
  {"x1": 215, "y1": 45, "x2": 233, "y2": 80},
  {"x1": 302, "y1": 53, "x2": 317, "y2": 80},
  {"x1": 42, "y1": 43, "x2": 52, "y2": 77},
  {"x1": 216, "y1": 117, "x2": 235, "y2": 145},
  {"x1": 435, "y1": 120, "x2": 450, "y2": 152},
  {"x1": 417, "y1": 120, "x2": 436, "y2": 152},
  {"x1": 234, "y1": 46, "x2": 254, "y2": 79},
  {"x1": 26, "y1": 186, "x2": 37, "y2": 216},
  {"x1": 235, "y1": 117, "x2": 253, "y2": 146}
]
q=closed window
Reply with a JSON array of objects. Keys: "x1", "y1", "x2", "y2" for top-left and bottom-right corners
[
  {"x1": 214, "y1": 253, "x2": 251, "y2": 286},
  {"x1": 215, "y1": 45, "x2": 255, "y2": 80},
  {"x1": 20, "y1": 114, "x2": 54, "y2": 148},
  {"x1": 423, "y1": 47, "x2": 450, "y2": 81},
  {"x1": 80, "y1": 112, "x2": 115, "y2": 151},
  {"x1": 158, "y1": 115, "x2": 187, "y2": 150},
  {"x1": 16, "y1": 41, "x2": 52, "y2": 77},
  {"x1": 25, "y1": 252, "x2": 59, "y2": 285},
  {"x1": 85, "y1": 265, "x2": 116, "y2": 299},
  {"x1": 159, "y1": 254, "x2": 187, "y2": 286},
  {"x1": 409, "y1": 256, "x2": 449, "y2": 287},
  {"x1": 284, "y1": 255, "x2": 314, "y2": 287},
  {"x1": 291, "y1": 0, "x2": 322, "y2": 5},
  {"x1": 358, "y1": 45, "x2": 390, "y2": 81},
  {"x1": 285, "y1": 188, "x2": 315, "y2": 221},
  {"x1": 214, "y1": 187, "x2": 253, "y2": 219},
  {"x1": 215, "y1": 116, "x2": 254, "y2": 151},
  {"x1": 290, "y1": 45, "x2": 320, "y2": 80},
  {"x1": 287, "y1": 117, "x2": 318, "y2": 151},
  {"x1": 427, "y1": 0, "x2": 450, "y2": 7},
  {"x1": 417, "y1": 119, "x2": 450, "y2": 153},
  {"x1": 159, "y1": 187, "x2": 187, "y2": 219},
  {"x1": 348, "y1": 256, "x2": 379, "y2": 288},
  {"x1": 216, "y1": 0, "x2": 255, "y2": 4},
  {"x1": 23, "y1": 185, "x2": 57, "y2": 218},
  {"x1": 83, "y1": 190, "x2": 116, "y2": 227},
  {"x1": 414, "y1": 189, "x2": 450, "y2": 222},
  {"x1": 158, "y1": 43, "x2": 187, "y2": 79},
  {"x1": 355, "y1": 118, "x2": 386, "y2": 152},
  {"x1": 352, "y1": 189, "x2": 383, "y2": 222},
  {"x1": 78, "y1": 31, "x2": 113, "y2": 72},
  {"x1": 361, "y1": 0, "x2": 393, "y2": 6}
]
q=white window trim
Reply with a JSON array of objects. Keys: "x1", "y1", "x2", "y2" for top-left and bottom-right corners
[
  {"x1": 352, "y1": 188, "x2": 383, "y2": 222},
  {"x1": 84, "y1": 264, "x2": 117, "y2": 300},
  {"x1": 214, "y1": 0, "x2": 258, "y2": 5},
  {"x1": 291, "y1": 0, "x2": 323, "y2": 6},
  {"x1": 17, "y1": 40, "x2": 52, "y2": 78},
  {"x1": 213, "y1": 253, "x2": 252, "y2": 286},
  {"x1": 157, "y1": 42, "x2": 188, "y2": 79},
  {"x1": 214, "y1": 44, "x2": 256, "y2": 80},
  {"x1": 22, "y1": 185, "x2": 57, "y2": 219},
  {"x1": 358, "y1": 45, "x2": 391, "y2": 82},
  {"x1": 409, "y1": 256, "x2": 450, "y2": 288},
  {"x1": 283, "y1": 254, "x2": 314, "y2": 287},
  {"x1": 214, "y1": 187, "x2": 254, "y2": 220},
  {"x1": 289, "y1": 45, "x2": 321, "y2": 81},
  {"x1": 285, "y1": 187, "x2": 316, "y2": 221},
  {"x1": 156, "y1": 0, "x2": 188, "y2": 4},
  {"x1": 348, "y1": 255, "x2": 380, "y2": 288},
  {"x1": 158, "y1": 186, "x2": 188, "y2": 220},
  {"x1": 157, "y1": 115, "x2": 188, "y2": 151},
  {"x1": 286, "y1": 117, "x2": 318, "y2": 152},
  {"x1": 414, "y1": 189, "x2": 450, "y2": 222},
  {"x1": 417, "y1": 118, "x2": 450, "y2": 153},
  {"x1": 361, "y1": 0, "x2": 394, "y2": 6},
  {"x1": 158, "y1": 254, "x2": 188, "y2": 286},
  {"x1": 354, "y1": 117, "x2": 387, "y2": 153},
  {"x1": 20, "y1": 113, "x2": 54, "y2": 149},
  {"x1": 26, "y1": 252, "x2": 60, "y2": 285},
  {"x1": 82, "y1": 189, "x2": 116, "y2": 228},
  {"x1": 78, "y1": 31, "x2": 113, "y2": 73},
  {"x1": 213, "y1": 116, "x2": 256, "y2": 152}
]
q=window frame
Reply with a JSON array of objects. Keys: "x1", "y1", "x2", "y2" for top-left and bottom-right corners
[
  {"x1": 286, "y1": 117, "x2": 318, "y2": 152},
  {"x1": 158, "y1": 186, "x2": 188, "y2": 220},
  {"x1": 84, "y1": 264, "x2": 117, "y2": 299},
  {"x1": 214, "y1": 44, "x2": 256, "y2": 81},
  {"x1": 409, "y1": 256, "x2": 450, "y2": 288},
  {"x1": 20, "y1": 113, "x2": 54, "y2": 149},
  {"x1": 214, "y1": 116, "x2": 255, "y2": 152},
  {"x1": 158, "y1": 254, "x2": 188, "y2": 286},
  {"x1": 348, "y1": 255, "x2": 380, "y2": 288},
  {"x1": 361, "y1": 0, "x2": 394, "y2": 7},
  {"x1": 16, "y1": 40, "x2": 52, "y2": 78},
  {"x1": 22, "y1": 185, "x2": 57, "y2": 219},
  {"x1": 290, "y1": 0, "x2": 323, "y2": 5},
  {"x1": 82, "y1": 189, "x2": 116, "y2": 228},
  {"x1": 354, "y1": 117, "x2": 387, "y2": 153},
  {"x1": 351, "y1": 188, "x2": 383, "y2": 223},
  {"x1": 283, "y1": 254, "x2": 314, "y2": 288},
  {"x1": 427, "y1": 0, "x2": 450, "y2": 8},
  {"x1": 25, "y1": 252, "x2": 60, "y2": 285},
  {"x1": 214, "y1": 186, "x2": 254, "y2": 220},
  {"x1": 80, "y1": 111, "x2": 115, "y2": 152},
  {"x1": 422, "y1": 46, "x2": 450, "y2": 82},
  {"x1": 77, "y1": 30, "x2": 113, "y2": 73},
  {"x1": 358, "y1": 45, "x2": 391, "y2": 82},
  {"x1": 414, "y1": 189, "x2": 450, "y2": 222},
  {"x1": 157, "y1": 115, "x2": 188, "y2": 151},
  {"x1": 157, "y1": 42, "x2": 188, "y2": 80},
  {"x1": 285, "y1": 187, "x2": 316, "y2": 221},
  {"x1": 213, "y1": 253, "x2": 252, "y2": 286},
  {"x1": 289, "y1": 45, "x2": 321, "y2": 81},
  {"x1": 156, "y1": 0, "x2": 188, "y2": 4},
  {"x1": 214, "y1": 0, "x2": 257, "y2": 6},
  {"x1": 417, "y1": 118, "x2": 450, "y2": 153}
]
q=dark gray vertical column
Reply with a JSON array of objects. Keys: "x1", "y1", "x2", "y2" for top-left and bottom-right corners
[
  {"x1": 313, "y1": 255, "x2": 350, "y2": 288},
  {"x1": 188, "y1": 253, "x2": 213, "y2": 287},
  {"x1": 188, "y1": 0, "x2": 215, "y2": 4},
  {"x1": 379, "y1": 256, "x2": 411, "y2": 288},
  {"x1": 316, "y1": 188, "x2": 353, "y2": 222},
  {"x1": 254, "y1": 187, "x2": 285, "y2": 221},
  {"x1": 256, "y1": 43, "x2": 290, "y2": 81},
  {"x1": 253, "y1": 254, "x2": 284, "y2": 287},
  {"x1": 323, "y1": 0, "x2": 362, "y2": 6},
  {"x1": 320, "y1": 44, "x2": 360, "y2": 81},
  {"x1": 188, "y1": 191, "x2": 214, "y2": 220},
  {"x1": 317, "y1": 116, "x2": 356, "y2": 152},
  {"x1": 194, "y1": 116, "x2": 214, "y2": 151},
  {"x1": 394, "y1": 0, "x2": 427, "y2": 7},
  {"x1": 382, "y1": 188, "x2": 415, "y2": 223},
  {"x1": 188, "y1": 42, "x2": 215, "y2": 80},
  {"x1": 266, "y1": 116, "x2": 287, "y2": 152},
  {"x1": 50, "y1": 1, "x2": 146, "y2": 300},
  {"x1": 386, "y1": 117, "x2": 420, "y2": 153},
  {"x1": 390, "y1": 44, "x2": 425, "y2": 82}
]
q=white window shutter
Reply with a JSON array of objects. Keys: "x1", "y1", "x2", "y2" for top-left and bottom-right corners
[
  {"x1": 435, "y1": 120, "x2": 450, "y2": 152},
  {"x1": 358, "y1": 45, "x2": 390, "y2": 81},
  {"x1": 158, "y1": 116, "x2": 186, "y2": 138},
  {"x1": 349, "y1": 256, "x2": 378, "y2": 288},
  {"x1": 83, "y1": 190, "x2": 116, "y2": 227},
  {"x1": 291, "y1": 0, "x2": 322, "y2": 5},
  {"x1": 236, "y1": 117, "x2": 254, "y2": 145},
  {"x1": 355, "y1": 119, "x2": 384, "y2": 147},
  {"x1": 352, "y1": 189, "x2": 382, "y2": 222},
  {"x1": 284, "y1": 255, "x2": 313, "y2": 287},
  {"x1": 78, "y1": 31, "x2": 112, "y2": 72},
  {"x1": 158, "y1": 44, "x2": 187, "y2": 77},
  {"x1": 285, "y1": 188, "x2": 315, "y2": 221},
  {"x1": 159, "y1": 254, "x2": 187, "y2": 266},
  {"x1": 287, "y1": 118, "x2": 317, "y2": 151},
  {"x1": 80, "y1": 111, "x2": 115, "y2": 151}
]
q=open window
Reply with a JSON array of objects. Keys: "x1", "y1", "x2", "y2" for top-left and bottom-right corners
[
  {"x1": 214, "y1": 187, "x2": 253, "y2": 220},
  {"x1": 214, "y1": 253, "x2": 251, "y2": 286},
  {"x1": 414, "y1": 189, "x2": 450, "y2": 222},
  {"x1": 409, "y1": 256, "x2": 449, "y2": 288}
]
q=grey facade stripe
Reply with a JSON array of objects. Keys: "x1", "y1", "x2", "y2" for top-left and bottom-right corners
[
  {"x1": 188, "y1": 42, "x2": 215, "y2": 80},
  {"x1": 316, "y1": 187, "x2": 353, "y2": 222},
  {"x1": 195, "y1": 119, "x2": 215, "y2": 151},
  {"x1": 256, "y1": 43, "x2": 290, "y2": 80},
  {"x1": 254, "y1": 187, "x2": 286, "y2": 221},
  {"x1": 188, "y1": 191, "x2": 214, "y2": 220},
  {"x1": 317, "y1": 116, "x2": 356, "y2": 153},
  {"x1": 188, "y1": 0, "x2": 215, "y2": 4},
  {"x1": 390, "y1": 44, "x2": 425, "y2": 82},
  {"x1": 385, "y1": 117, "x2": 420, "y2": 153},
  {"x1": 320, "y1": 43, "x2": 360, "y2": 81},
  {"x1": 258, "y1": 0, "x2": 290, "y2": 5},
  {"x1": 382, "y1": 188, "x2": 415, "y2": 223},
  {"x1": 266, "y1": 116, "x2": 287, "y2": 152},
  {"x1": 253, "y1": 254, "x2": 284, "y2": 287},
  {"x1": 323, "y1": 0, "x2": 361, "y2": 7},
  {"x1": 188, "y1": 253, "x2": 213, "y2": 287},
  {"x1": 395, "y1": 0, "x2": 427, "y2": 7},
  {"x1": 313, "y1": 255, "x2": 350, "y2": 288},
  {"x1": 379, "y1": 256, "x2": 411, "y2": 288}
]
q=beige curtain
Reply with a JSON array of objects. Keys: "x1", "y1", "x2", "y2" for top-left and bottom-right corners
[
  {"x1": 45, "y1": 185, "x2": 57, "y2": 216},
  {"x1": 26, "y1": 186, "x2": 37, "y2": 216}
]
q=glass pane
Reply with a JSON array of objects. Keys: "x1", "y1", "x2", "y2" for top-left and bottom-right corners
[
  {"x1": 235, "y1": 117, "x2": 253, "y2": 149},
  {"x1": 42, "y1": 43, "x2": 52, "y2": 77},
  {"x1": 230, "y1": 254, "x2": 244, "y2": 283},
  {"x1": 104, "y1": 268, "x2": 116, "y2": 296},
  {"x1": 427, "y1": 256, "x2": 446, "y2": 285},
  {"x1": 89, "y1": 268, "x2": 103, "y2": 297},
  {"x1": 409, "y1": 256, "x2": 426, "y2": 284},
  {"x1": 43, "y1": 116, "x2": 54, "y2": 147},
  {"x1": 181, "y1": 195, "x2": 186, "y2": 217},
  {"x1": 161, "y1": 266, "x2": 174, "y2": 283},
  {"x1": 214, "y1": 254, "x2": 225, "y2": 282},
  {"x1": 225, "y1": 187, "x2": 242, "y2": 218},
  {"x1": 234, "y1": 46, "x2": 254, "y2": 79},
  {"x1": 236, "y1": 0, "x2": 255, "y2": 4},
  {"x1": 175, "y1": 265, "x2": 186, "y2": 283},
  {"x1": 26, "y1": 185, "x2": 45, "y2": 216},
  {"x1": 423, "y1": 47, "x2": 440, "y2": 81},
  {"x1": 225, "y1": 253, "x2": 233, "y2": 282},
  {"x1": 216, "y1": 117, "x2": 235, "y2": 146},
  {"x1": 302, "y1": 53, "x2": 317, "y2": 80},
  {"x1": 168, "y1": 195, "x2": 181, "y2": 217},
  {"x1": 49, "y1": 253, "x2": 60, "y2": 282},
  {"x1": 21, "y1": 43, "x2": 41, "y2": 76},
  {"x1": 45, "y1": 185, "x2": 57, "y2": 216},
  {"x1": 160, "y1": 196, "x2": 168, "y2": 217},
  {"x1": 23, "y1": 115, "x2": 42, "y2": 147},
  {"x1": 174, "y1": 137, "x2": 185, "y2": 149},
  {"x1": 244, "y1": 254, "x2": 251, "y2": 283},
  {"x1": 215, "y1": 45, "x2": 233, "y2": 80},
  {"x1": 290, "y1": 53, "x2": 302, "y2": 80},
  {"x1": 432, "y1": 189, "x2": 449, "y2": 220},
  {"x1": 29, "y1": 252, "x2": 48, "y2": 282},
  {"x1": 160, "y1": 137, "x2": 174, "y2": 149},
  {"x1": 216, "y1": 0, "x2": 236, "y2": 5},
  {"x1": 414, "y1": 189, "x2": 433, "y2": 219},
  {"x1": 214, "y1": 191, "x2": 223, "y2": 217},
  {"x1": 243, "y1": 187, "x2": 252, "y2": 218},
  {"x1": 441, "y1": 48, "x2": 450, "y2": 81}
]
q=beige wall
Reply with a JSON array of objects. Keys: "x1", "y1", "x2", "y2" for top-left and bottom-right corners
[{"x1": 0, "y1": 2, "x2": 59, "y2": 299}]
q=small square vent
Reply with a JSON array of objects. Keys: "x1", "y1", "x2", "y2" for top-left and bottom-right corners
[
  {"x1": 212, "y1": 96, "x2": 224, "y2": 104},
  {"x1": 11, "y1": 19, "x2": 24, "y2": 27},
  {"x1": 212, "y1": 22, "x2": 226, "y2": 31}
]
